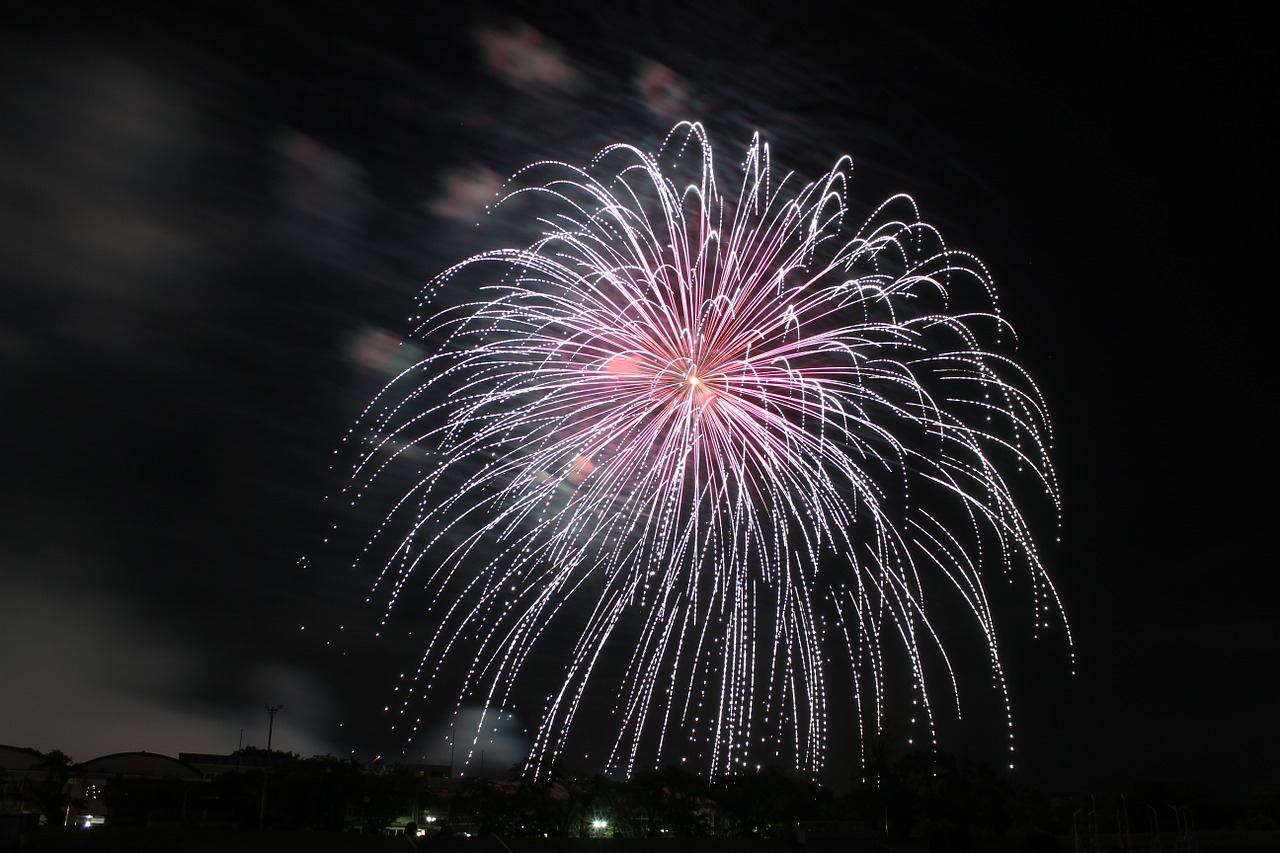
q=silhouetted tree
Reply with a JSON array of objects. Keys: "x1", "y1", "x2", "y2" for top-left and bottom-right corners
[
  {"x1": 1128, "y1": 777, "x2": 1234, "y2": 832},
  {"x1": 715, "y1": 764, "x2": 834, "y2": 837},
  {"x1": 1011, "y1": 786, "x2": 1053, "y2": 835},
  {"x1": 622, "y1": 764, "x2": 711, "y2": 837},
  {"x1": 266, "y1": 755, "x2": 363, "y2": 830},
  {"x1": 1244, "y1": 786, "x2": 1280, "y2": 831},
  {"x1": 358, "y1": 763, "x2": 418, "y2": 834},
  {"x1": 28, "y1": 749, "x2": 73, "y2": 827},
  {"x1": 845, "y1": 747, "x2": 1014, "y2": 842}
]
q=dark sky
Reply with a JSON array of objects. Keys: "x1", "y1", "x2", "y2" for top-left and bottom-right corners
[{"x1": 1, "y1": 3, "x2": 1271, "y2": 800}]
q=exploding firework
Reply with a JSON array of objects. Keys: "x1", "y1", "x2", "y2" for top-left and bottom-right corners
[{"x1": 337, "y1": 122, "x2": 1066, "y2": 779}]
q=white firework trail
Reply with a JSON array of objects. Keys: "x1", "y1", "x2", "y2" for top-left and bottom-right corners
[{"x1": 333, "y1": 121, "x2": 1068, "y2": 779}]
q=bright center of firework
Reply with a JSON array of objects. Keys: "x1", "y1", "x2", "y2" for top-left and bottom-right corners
[{"x1": 687, "y1": 373, "x2": 700, "y2": 387}]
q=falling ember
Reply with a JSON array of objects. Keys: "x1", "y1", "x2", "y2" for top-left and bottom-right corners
[{"x1": 334, "y1": 122, "x2": 1068, "y2": 779}]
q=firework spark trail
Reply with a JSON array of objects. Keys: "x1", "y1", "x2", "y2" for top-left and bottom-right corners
[{"x1": 336, "y1": 121, "x2": 1068, "y2": 778}]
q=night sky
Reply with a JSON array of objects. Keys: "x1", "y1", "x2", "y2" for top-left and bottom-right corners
[{"x1": 2, "y1": 3, "x2": 1271, "y2": 801}]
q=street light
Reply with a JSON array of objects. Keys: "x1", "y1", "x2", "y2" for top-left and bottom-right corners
[{"x1": 260, "y1": 704, "x2": 283, "y2": 830}]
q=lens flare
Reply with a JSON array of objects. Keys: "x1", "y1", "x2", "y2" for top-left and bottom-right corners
[{"x1": 336, "y1": 122, "x2": 1067, "y2": 778}]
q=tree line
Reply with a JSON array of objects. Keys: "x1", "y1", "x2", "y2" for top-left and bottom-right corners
[{"x1": 4, "y1": 745, "x2": 1278, "y2": 845}]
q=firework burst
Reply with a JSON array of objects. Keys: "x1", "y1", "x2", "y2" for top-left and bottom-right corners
[{"x1": 337, "y1": 122, "x2": 1066, "y2": 778}]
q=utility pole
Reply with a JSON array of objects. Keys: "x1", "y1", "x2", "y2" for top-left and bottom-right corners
[
  {"x1": 447, "y1": 725, "x2": 455, "y2": 829},
  {"x1": 265, "y1": 704, "x2": 284, "y2": 751},
  {"x1": 260, "y1": 704, "x2": 283, "y2": 830}
]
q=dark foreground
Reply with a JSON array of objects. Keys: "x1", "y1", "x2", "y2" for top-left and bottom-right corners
[{"x1": 12, "y1": 827, "x2": 1280, "y2": 853}]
